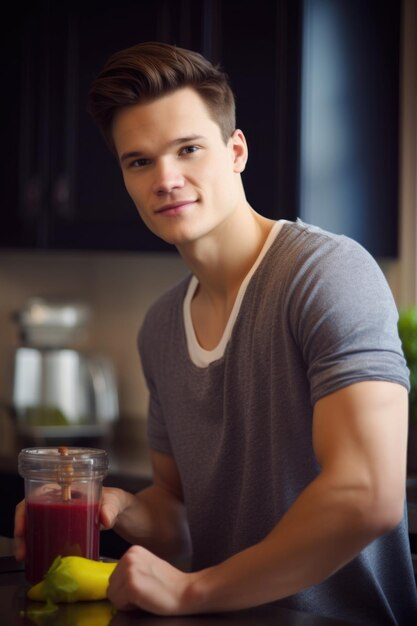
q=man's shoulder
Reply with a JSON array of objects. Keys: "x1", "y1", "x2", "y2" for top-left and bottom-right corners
[
  {"x1": 280, "y1": 219, "x2": 367, "y2": 253},
  {"x1": 275, "y1": 219, "x2": 379, "y2": 275},
  {"x1": 257, "y1": 219, "x2": 387, "y2": 312}
]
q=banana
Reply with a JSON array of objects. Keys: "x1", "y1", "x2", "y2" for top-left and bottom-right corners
[{"x1": 27, "y1": 555, "x2": 118, "y2": 603}]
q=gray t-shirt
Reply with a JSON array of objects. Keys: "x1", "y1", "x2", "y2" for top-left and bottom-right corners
[{"x1": 138, "y1": 220, "x2": 417, "y2": 625}]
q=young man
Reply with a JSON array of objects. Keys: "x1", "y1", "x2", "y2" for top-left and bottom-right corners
[{"x1": 16, "y1": 42, "x2": 417, "y2": 623}]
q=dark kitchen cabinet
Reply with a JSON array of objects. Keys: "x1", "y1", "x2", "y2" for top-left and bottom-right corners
[
  {"x1": 1, "y1": 0, "x2": 176, "y2": 252},
  {"x1": 0, "y1": 1, "x2": 402, "y2": 257},
  {"x1": 0, "y1": 0, "x2": 301, "y2": 253},
  {"x1": 219, "y1": 0, "x2": 302, "y2": 225}
]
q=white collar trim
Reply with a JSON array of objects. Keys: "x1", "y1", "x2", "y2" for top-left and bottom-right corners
[{"x1": 183, "y1": 220, "x2": 284, "y2": 367}]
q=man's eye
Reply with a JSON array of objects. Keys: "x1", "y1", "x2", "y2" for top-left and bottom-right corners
[
  {"x1": 130, "y1": 158, "x2": 150, "y2": 168},
  {"x1": 180, "y1": 145, "x2": 199, "y2": 155}
]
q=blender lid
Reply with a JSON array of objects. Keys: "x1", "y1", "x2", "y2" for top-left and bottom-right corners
[
  {"x1": 15, "y1": 298, "x2": 91, "y2": 329},
  {"x1": 18, "y1": 446, "x2": 109, "y2": 479},
  {"x1": 13, "y1": 298, "x2": 92, "y2": 348}
]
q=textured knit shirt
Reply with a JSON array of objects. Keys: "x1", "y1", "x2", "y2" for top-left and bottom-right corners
[{"x1": 138, "y1": 220, "x2": 417, "y2": 625}]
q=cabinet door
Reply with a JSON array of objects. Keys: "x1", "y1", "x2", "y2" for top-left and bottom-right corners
[
  {"x1": 47, "y1": 0, "x2": 178, "y2": 252},
  {"x1": 0, "y1": 3, "x2": 47, "y2": 248},
  {"x1": 0, "y1": 0, "x2": 186, "y2": 253}
]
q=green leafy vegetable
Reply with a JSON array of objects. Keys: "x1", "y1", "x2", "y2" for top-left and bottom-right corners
[{"x1": 398, "y1": 308, "x2": 417, "y2": 422}]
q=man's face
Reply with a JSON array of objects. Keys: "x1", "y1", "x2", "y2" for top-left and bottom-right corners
[{"x1": 112, "y1": 87, "x2": 247, "y2": 248}]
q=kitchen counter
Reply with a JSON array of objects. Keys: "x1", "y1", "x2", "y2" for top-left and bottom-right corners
[{"x1": 0, "y1": 555, "x2": 356, "y2": 626}]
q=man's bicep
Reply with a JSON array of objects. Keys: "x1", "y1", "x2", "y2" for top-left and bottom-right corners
[{"x1": 312, "y1": 381, "x2": 408, "y2": 502}]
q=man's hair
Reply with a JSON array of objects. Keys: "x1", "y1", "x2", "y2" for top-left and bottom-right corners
[{"x1": 87, "y1": 41, "x2": 236, "y2": 153}]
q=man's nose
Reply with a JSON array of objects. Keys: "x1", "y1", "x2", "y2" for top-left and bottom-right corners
[{"x1": 152, "y1": 159, "x2": 185, "y2": 195}]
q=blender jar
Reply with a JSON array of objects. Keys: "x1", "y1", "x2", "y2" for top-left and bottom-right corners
[{"x1": 18, "y1": 446, "x2": 108, "y2": 583}]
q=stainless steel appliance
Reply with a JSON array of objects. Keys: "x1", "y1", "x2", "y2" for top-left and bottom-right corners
[{"x1": 11, "y1": 298, "x2": 119, "y2": 443}]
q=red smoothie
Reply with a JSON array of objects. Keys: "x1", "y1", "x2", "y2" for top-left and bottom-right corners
[{"x1": 25, "y1": 492, "x2": 100, "y2": 583}]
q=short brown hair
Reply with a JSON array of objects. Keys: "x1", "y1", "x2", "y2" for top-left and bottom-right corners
[{"x1": 88, "y1": 41, "x2": 236, "y2": 152}]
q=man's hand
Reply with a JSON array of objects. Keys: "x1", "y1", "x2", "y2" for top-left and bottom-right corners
[
  {"x1": 99, "y1": 487, "x2": 134, "y2": 530},
  {"x1": 107, "y1": 545, "x2": 194, "y2": 615}
]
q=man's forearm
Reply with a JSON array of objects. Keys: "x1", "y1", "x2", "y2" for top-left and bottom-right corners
[
  {"x1": 186, "y1": 472, "x2": 402, "y2": 612},
  {"x1": 110, "y1": 485, "x2": 191, "y2": 565}
]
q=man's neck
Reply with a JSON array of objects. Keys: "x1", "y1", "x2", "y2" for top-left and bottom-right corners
[
  {"x1": 179, "y1": 205, "x2": 276, "y2": 302},
  {"x1": 180, "y1": 205, "x2": 278, "y2": 351}
]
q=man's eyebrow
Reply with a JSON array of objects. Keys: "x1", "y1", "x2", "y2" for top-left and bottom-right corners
[
  {"x1": 119, "y1": 135, "x2": 206, "y2": 164},
  {"x1": 119, "y1": 150, "x2": 145, "y2": 164},
  {"x1": 171, "y1": 134, "x2": 205, "y2": 146}
]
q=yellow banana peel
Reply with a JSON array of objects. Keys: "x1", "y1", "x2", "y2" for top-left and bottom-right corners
[{"x1": 27, "y1": 555, "x2": 118, "y2": 604}]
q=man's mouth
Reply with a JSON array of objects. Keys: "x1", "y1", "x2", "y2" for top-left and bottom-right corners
[{"x1": 155, "y1": 200, "x2": 196, "y2": 215}]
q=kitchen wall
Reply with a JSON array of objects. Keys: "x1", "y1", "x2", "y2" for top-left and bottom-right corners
[{"x1": 0, "y1": 250, "x2": 188, "y2": 422}]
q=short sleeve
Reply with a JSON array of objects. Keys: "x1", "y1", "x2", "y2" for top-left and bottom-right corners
[{"x1": 287, "y1": 230, "x2": 410, "y2": 406}]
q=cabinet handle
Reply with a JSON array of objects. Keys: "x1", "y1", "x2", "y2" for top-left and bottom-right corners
[{"x1": 51, "y1": 175, "x2": 71, "y2": 219}]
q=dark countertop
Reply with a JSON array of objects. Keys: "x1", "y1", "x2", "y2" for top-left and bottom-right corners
[
  {"x1": 0, "y1": 563, "x2": 356, "y2": 626},
  {"x1": 0, "y1": 538, "x2": 358, "y2": 625}
]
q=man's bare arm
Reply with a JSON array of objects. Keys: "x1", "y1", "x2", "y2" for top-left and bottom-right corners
[{"x1": 104, "y1": 450, "x2": 191, "y2": 564}]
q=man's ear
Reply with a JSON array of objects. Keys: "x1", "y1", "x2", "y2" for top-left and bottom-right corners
[{"x1": 230, "y1": 129, "x2": 248, "y2": 173}]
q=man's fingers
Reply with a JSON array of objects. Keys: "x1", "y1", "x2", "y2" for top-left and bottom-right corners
[
  {"x1": 100, "y1": 487, "x2": 131, "y2": 530},
  {"x1": 100, "y1": 498, "x2": 121, "y2": 530}
]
